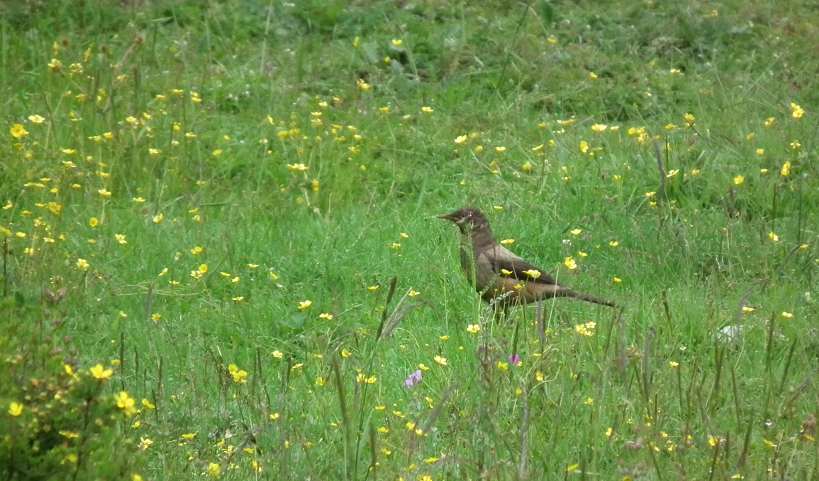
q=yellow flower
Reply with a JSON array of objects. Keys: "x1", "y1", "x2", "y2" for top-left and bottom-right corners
[
  {"x1": 466, "y1": 324, "x2": 481, "y2": 334},
  {"x1": 98, "y1": 188, "x2": 111, "y2": 197},
  {"x1": 115, "y1": 234, "x2": 127, "y2": 244},
  {"x1": 319, "y1": 313, "x2": 333, "y2": 320},
  {"x1": 522, "y1": 269, "x2": 541, "y2": 279},
  {"x1": 609, "y1": 241, "x2": 619, "y2": 247},
  {"x1": 591, "y1": 124, "x2": 607, "y2": 132},
  {"x1": 153, "y1": 213, "x2": 164, "y2": 223},
  {"x1": 790, "y1": 103, "x2": 804, "y2": 119},
  {"x1": 613, "y1": 277, "x2": 622, "y2": 283},
  {"x1": 391, "y1": 39, "x2": 403, "y2": 46},
  {"x1": 764, "y1": 117, "x2": 775, "y2": 127},
  {"x1": 271, "y1": 350, "x2": 283, "y2": 359},
  {"x1": 564, "y1": 257, "x2": 577, "y2": 270},
  {"x1": 199, "y1": 264, "x2": 208, "y2": 273},
  {"x1": 434, "y1": 355, "x2": 447, "y2": 366},
  {"x1": 669, "y1": 361, "x2": 679, "y2": 368},
  {"x1": 89, "y1": 217, "x2": 99, "y2": 227},
  {"x1": 454, "y1": 135, "x2": 467, "y2": 144},
  {"x1": 287, "y1": 163, "x2": 308, "y2": 171},
  {"x1": 421, "y1": 106, "x2": 434, "y2": 113},
  {"x1": 579, "y1": 140, "x2": 589, "y2": 153},
  {"x1": 756, "y1": 149, "x2": 764, "y2": 156},
  {"x1": 781, "y1": 161, "x2": 791, "y2": 177},
  {"x1": 231, "y1": 368, "x2": 248, "y2": 383},
  {"x1": 8, "y1": 402, "x2": 23, "y2": 417},
  {"x1": 769, "y1": 232, "x2": 779, "y2": 242},
  {"x1": 10, "y1": 124, "x2": 29, "y2": 139},
  {"x1": 298, "y1": 300, "x2": 312, "y2": 309},
  {"x1": 115, "y1": 392, "x2": 137, "y2": 416},
  {"x1": 76, "y1": 258, "x2": 89, "y2": 271},
  {"x1": 497, "y1": 361, "x2": 508, "y2": 370},
  {"x1": 733, "y1": 175, "x2": 744, "y2": 185},
  {"x1": 571, "y1": 229, "x2": 582, "y2": 235},
  {"x1": 190, "y1": 246, "x2": 203, "y2": 255},
  {"x1": 90, "y1": 364, "x2": 113, "y2": 379},
  {"x1": 782, "y1": 312, "x2": 793, "y2": 318}
]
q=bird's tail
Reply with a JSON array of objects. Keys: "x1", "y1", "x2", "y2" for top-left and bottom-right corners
[{"x1": 563, "y1": 289, "x2": 616, "y2": 308}]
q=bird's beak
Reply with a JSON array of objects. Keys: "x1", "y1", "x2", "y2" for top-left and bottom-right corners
[{"x1": 437, "y1": 214, "x2": 456, "y2": 222}]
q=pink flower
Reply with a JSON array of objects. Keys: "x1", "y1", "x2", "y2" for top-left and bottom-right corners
[{"x1": 404, "y1": 370, "x2": 422, "y2": 388}]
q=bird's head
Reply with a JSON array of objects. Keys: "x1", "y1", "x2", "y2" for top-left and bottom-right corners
[{"x1": 437, "y1": 206, "x2": 491, "y2": 235}]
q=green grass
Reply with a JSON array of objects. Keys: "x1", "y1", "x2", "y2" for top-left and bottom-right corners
[{"x1": 2, "y1": 0, "x2": 818, "y2": 479}]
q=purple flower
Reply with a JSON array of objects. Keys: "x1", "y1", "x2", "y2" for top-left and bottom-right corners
[
  {"x1": 508, "y1": 354, "x2": 521, "y2": 367},
  {"x1": 404, "y1": 370, "x2": 423, "y2": 388}
]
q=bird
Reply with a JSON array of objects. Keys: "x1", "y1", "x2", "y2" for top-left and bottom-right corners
[{"x1": 438, "y1": 206, "x2": 616, "y2": 308}]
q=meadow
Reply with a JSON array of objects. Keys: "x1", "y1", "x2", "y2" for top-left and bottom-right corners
[{"x1": 2, "y1": 0, "x2": 818, "y2": 479}]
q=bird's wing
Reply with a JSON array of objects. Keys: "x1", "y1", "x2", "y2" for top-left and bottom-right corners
[{"x1": 485, "y1": 245, "x2": 561, "y2": 285}]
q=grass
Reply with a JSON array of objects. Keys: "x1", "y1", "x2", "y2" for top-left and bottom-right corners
[{"x1": 1, "y1": 0, "x2": 818, "y2": 479}]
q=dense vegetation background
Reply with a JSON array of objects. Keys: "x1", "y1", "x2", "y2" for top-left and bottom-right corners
[{"x1": 1, "y1": 0, "x2": 818, "y2": 479}]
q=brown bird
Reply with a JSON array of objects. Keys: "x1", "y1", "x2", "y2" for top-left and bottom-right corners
[{"x1": 439, "y1": 206, "x2": 616, "y2": 308}]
